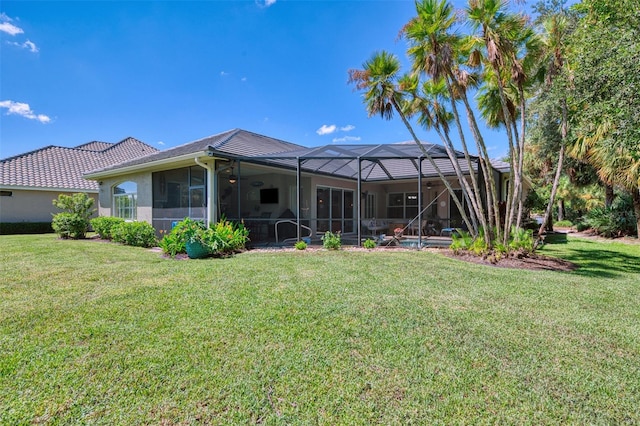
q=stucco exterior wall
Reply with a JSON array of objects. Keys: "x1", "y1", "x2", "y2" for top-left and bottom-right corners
[
  {"x1": 95, "y1": 171, "x2": 153, "y2": 224},
  {"x1": 0, "y1": 189, "x2": 98, "y2": 223}
]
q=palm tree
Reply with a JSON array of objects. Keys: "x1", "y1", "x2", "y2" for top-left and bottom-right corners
[
  {"x1": 348, "y1": 51, "x2": 475, "y2": 233},
  {"x1": 401, "y1": 0, "x2": 495, "y2": 246},
  {"x1": 399, "y1": 74, "x2": 480, "y2": 231},
  {"x1": 466, "y1": 0, "x2": 531, "y2": 243},
  {"x1": 535, "y1": 13, "x2": 570, "y2": 237}
]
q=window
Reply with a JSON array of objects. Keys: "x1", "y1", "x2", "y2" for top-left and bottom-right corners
[
  {"x1": 449, "y1": 189, "x2": 470, "y2": 228},
  {"x1": 113, "y1": 181, "x2": 137, "y2": 220},
  {"x1": 317, "y1": 186, "x2": 354, "y2": 233},
  {"x1": 0, "y1": 191, "x2": 12, "y2": 197},
  {"x1": 387, "y1": 192, "x2": 421, "y2": 219},
  {"x1": 364, "y1": 192, "x2": 376, "y2": 219}
]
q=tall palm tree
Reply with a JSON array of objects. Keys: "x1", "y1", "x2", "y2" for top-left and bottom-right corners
[
  {"x1": 401, "y1": 0, "x2": 495, "y2": 245},
  {"x1": 466, "y1": 0, "x2": 538, "y2": 242},
  {"x1": 348, "y1": 51, "x2": 475, "y2": 233},
  {"x1": 535, "y1": 13, "x2": 570, "y2": 237},
  {"x1": 399, "y1": 74, "x2": 480, "y2": 231}
]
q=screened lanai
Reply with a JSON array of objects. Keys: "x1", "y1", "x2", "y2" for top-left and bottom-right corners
[{"x1": 207, "y1": 141, "x2": 490, "y2": 247}]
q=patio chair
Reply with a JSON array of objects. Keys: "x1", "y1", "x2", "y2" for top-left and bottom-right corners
[{"x1": 364, "y1": 218, "x2": 388, "y2": 238}]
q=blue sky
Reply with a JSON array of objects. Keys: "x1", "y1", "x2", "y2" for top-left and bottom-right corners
[{"x1": 1, "y1": 0, "x2": 529, "y2": 160}]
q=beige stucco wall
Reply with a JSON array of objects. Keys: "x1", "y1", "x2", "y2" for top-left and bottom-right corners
[
  {"x1": 95, "y1": 171, "x2": 153, "y2": 224},
  {"x1": 0, "y1": 189, "x2": 98, "y2": 223}
]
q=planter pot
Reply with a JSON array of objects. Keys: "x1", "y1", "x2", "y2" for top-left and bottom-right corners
[{"x1": 186, "y1": 240, "x2": 210, "y2": 259}]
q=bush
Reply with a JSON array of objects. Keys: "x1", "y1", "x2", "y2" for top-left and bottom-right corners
[
  {"x1": 208, "y1": 219, "x2": 249, "y2": 253},
  {"x1": 294, "y1": 240, "x2": 308, "y2": 250},
  {"x1": 52, "y1": 213, "x2": 89, "y2": 239},
  {"x1": 0, "y1": 222, "x2": 53, "y2": 235},
  {"x1": 111, "y1": 221, "x2": 157, "y2": 248},
  {"x1": 51, "y1": 193, "x2": 95, "y2": 239},
  {"x1": 159, "y1": 217, "x2": 249, "y2": 258},
  {"x1": 450, "y1": 230, "x2": 474, "y2": 254},
  {"x1": 450, "y1": 227, "x2": 534, "y2": 256},
  {"x1": 583, "y1": 194, "x2": 637, "y2": 237},
  {"x1": 90, "y1": 216, "x2": 125, "y2": 239},
  {"x1": 554, "y1": 220, "x2": 573, "y2": 228},
  {"x1": 363, "y1": 238, "x2": 377, "y2": 249},
  {"x1": 508, "y1": 226, "x2": 535, "y2": 253},
  {"x1": 321, "y1": 231, "x2": 341, "y2": 250}
]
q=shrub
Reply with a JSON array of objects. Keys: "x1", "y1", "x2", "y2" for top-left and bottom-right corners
[
  {"x1": 52, "y1": 213, "x2": 89, "y2": 239},
  {"x1": 583, "y1": 194, "x2": 636, "y2": 237},
  {"x1": 90, "y1": 216, "x2": 125, "y2": 239},
  {"x1": 554, "y1": 220, "x2": 573, "y2": 228},
  {"x1": 51, "y1": 193, "x2": 95, "y2": 239},
  {"x1": 450, "y1": 230, "x2": 473, "y2": 254},
  {"x1": 159, "y1": 217, "x2": 249, "y2": 257},
  {"x1": 294, "y1": 240, "x2": 308, "y2": 250},
  {"x1": 321, "y1": 231, "x2": 341, "y2": 250},
  {"x1": 209, "y1": 219, "x2": 249, "y2": 253},
  {"x1": 159, "y1": 231, "x2": 185, "y2": 257},
  {"x1": 508, "y1": 226, "x2": 535, "y2": 253},
  {"x1": 0, "y1": 222, "x2": 53, "y2": 235},
  {"x1": 363, "y1": 238, "x2": 377, "y2": 249},
  {"x1": 111, "y1": 221, "x2": 157, "y2": 248}
]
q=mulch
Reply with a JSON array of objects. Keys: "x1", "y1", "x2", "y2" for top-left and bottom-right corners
[{"x1": 440, "y1": 249, "x2": 578, "y2": 272}]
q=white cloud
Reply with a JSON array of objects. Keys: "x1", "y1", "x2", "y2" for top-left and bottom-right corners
[
  {"x1": 332, "y1": 136, "x2": 361, "y2": 143},
  {"x1": 0, "y1": 100, "x2": 51, "y2": 123},
  {"x1": 157, "y1": 141, "x2": 165, "y2": 146},
  {"x1": 220, "y1": 71, "x2": 230, "y2": 76},
  {"x1": 0, "y1": 13, "x2": 23, "y2": 36},
  {"x1": 316, "y1": 124, "x2": 337, "y2": 136},
  {"x1": 340, "y1": 125, "x2": 355, "y2": 132},
  {"x1": 241, "y1": 77, "x2": 247, "y2": 82},
  {"x1": 8, "y1": 39, "x2": 38, "y2": 53},
  {"x1": 255, "y1": 0, "x2": 276, "y2": 8}
]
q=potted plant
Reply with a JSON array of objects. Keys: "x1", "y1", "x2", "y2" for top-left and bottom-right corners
[{"x1": 173, "y1": 218, "x2": 209, "y2": 259}]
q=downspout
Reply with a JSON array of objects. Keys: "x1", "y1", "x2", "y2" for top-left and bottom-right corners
[
  {"x1": 296, "y1": 157, "x2": 302, "y2": 242},
  {"x1": 357, "y1": 157, "x2": 362, "y2": 246},
  {"x1": 418, "y1": 157, "x2": 423, "y2": 249},
  {"x1": 194, "y1": 157, "x2": 216, "y2": 226}
]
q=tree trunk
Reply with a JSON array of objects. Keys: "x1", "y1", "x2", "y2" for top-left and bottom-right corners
[
  {"x1": 605, "y1": 184, "x2": 615, "y2": 207},
  {"x1": 632, "y1": 187, "x2": 640, "y2": 239},
  {"x1": 538, "y1": 99, "x2": 567, "y2": 236},
  {"x1": 557, "y1": 199, "x2": 565, "y2": 222}
]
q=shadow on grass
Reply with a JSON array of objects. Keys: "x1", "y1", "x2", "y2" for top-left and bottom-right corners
[{"x1": 544, "y1": 234, "x2": 640, "y2": 278}]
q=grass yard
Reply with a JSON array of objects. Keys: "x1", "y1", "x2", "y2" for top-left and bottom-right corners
[{"x1": 1, "y1": 234, "x2": 639, "y2": 424}]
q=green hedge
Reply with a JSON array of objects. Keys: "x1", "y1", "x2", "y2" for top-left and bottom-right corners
[{"x1": 0, "y1": 222, "x2": 54, "y2": 235}]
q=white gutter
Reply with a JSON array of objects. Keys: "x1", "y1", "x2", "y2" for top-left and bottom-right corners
[{"x1": 84, "y1": 153, "x2": 219, "y2": 179}]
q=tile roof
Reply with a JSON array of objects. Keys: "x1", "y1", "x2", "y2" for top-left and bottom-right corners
[
  {"x1": 82, "y1": 128, "x2": 508, "y2": 183},
  {"x1": 0, "y1": 137, "x2": 157, "y2": 191},
  {"x1": 85, "y1": 128, "x2": 305, "y2": 175}
]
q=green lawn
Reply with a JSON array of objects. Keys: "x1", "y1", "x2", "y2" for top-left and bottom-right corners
[{"x1": 1, "y1": 234, "x2": 639, "y2": 424}]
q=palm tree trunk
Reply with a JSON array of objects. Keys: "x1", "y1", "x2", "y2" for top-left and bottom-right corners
[
  {"x1": 486, "y1": 61, "x2": 519, "y2": 244},
  {"x1": 441, "y1": 77, "x2": 489, "y2": 240},
  {"x1": 454, "y1": 82, "x2": 502, "y2": 245},
  {"x1": 632, "y1": 187, "x2": 640, "y2": 239},
  {"x1": 538, "y1": 98, "x2": 568, "y2": 237},
  {"x1": 390, "y1": 97, "x2": 476, "y2": 236},
  {"x1": 515, "y1": 85, "x2": 527, "y2": 229},
  {"x1": 605, "y1": 184, "x2": 615, "y2": 208}
]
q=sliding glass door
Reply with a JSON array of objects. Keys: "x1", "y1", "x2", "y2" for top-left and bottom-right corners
[{"x1": 317, "y1": 186, "x2": 354, "y2": 234}]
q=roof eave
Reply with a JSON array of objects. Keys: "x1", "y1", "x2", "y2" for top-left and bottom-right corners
[{"x1": 84, "y1": 152, "x2": 222, "y2": 179}]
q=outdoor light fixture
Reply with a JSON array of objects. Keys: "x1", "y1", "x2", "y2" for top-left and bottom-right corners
[
  {"x1": 426, "y1": 182, "x2": 432, "y2": 190},
  {"x1": 228, "y1": 168, "x2": 237, "y2": 184}
]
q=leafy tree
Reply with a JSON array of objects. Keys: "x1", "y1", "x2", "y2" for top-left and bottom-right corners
[
  {"x1": 567, "y1": 0, "x2": 640, "y2": 236},
  {"x1": 51, "y1": 193, "x2": 96, "y2": 239}
]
